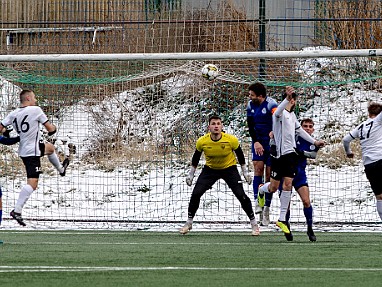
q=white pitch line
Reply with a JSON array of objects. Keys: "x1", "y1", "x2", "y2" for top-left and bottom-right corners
[
  {"x1": 0, "y1": 266, "x2": 381, "y2": 273},
  {"x1": 1, "y1": 241, "x2": 381, "y2": 246}
]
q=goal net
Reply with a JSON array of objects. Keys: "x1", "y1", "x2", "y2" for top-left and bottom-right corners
[{"x1": 1, "y1": 49, "x2": 381, "y2": 230}]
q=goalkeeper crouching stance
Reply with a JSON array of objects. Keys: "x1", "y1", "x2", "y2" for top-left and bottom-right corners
[{"x1": 180, "y1": 115, "x2": 260, "y2": 236}]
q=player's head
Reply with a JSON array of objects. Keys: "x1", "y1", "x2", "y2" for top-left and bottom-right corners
[
  {"x1": 208, "y1": 115, "x2": 223, "y2": 134},
  {"x1": 20, "y1": 90, "x2": 37, "y2": 106},
  {"x1": 301, "y1": 118, "x2": 314, "y2": 135},
  {"x1": 248, "y1": 82, "x2": 266, "y2": 104},
  {"x1": 368, "y1": 102, "x2": 382, "y2": 117}
]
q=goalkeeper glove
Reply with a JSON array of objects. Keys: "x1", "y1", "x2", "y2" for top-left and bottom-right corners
[
  {"x1": 186, "y1": 166, "x2": 196, "y2": 186},
  {"x1": 241, "y1": 164, "x2": 252, "y2": 185}
]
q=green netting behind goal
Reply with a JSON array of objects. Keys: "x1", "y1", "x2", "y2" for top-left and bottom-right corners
[{"x1": 1, "y1": 52, "x2": 381, "y2": 229}]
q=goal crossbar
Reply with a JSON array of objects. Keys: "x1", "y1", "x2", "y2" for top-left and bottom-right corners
[{"x1": 0, "y1": 49, "x2": 381, "y2": 62}]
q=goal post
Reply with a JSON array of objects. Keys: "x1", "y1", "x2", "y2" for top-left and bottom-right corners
[{"x1": 1, "y1": 49, "x2": 381, "y2": 230}]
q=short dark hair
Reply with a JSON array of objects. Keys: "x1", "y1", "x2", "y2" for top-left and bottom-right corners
[
  {"x1": 368, "y1": 102, "x2": 382, "y2": 116},
  {"x1": 300, "y1": 118, "x2": 314, "y2": 126},
  {"x1": 248, "y1": 82, "x2": 266, "y2": 98},
  {"x1": 19, "y1": 89, "x2": 33, "y2": 103},
  {"x1": 208, "y1": 115, "x2": 222, "y2": 124}
]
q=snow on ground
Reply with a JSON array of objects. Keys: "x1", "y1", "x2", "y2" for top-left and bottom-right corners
[{"x1": 1, "y1": 53, "x2": 382, "y2": 231}]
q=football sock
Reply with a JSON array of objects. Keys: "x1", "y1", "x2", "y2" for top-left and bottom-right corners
[
  {"x1": 250, "y1": 217, "x2": 258, "y2": 226},
  {"x1": 376, "y1": 200, "x2": 382, "y2": 220},
  {"x1": 0, "y1": 209, "x2": 2, "y2": 225},
  {"x1": 259, "y1": 182, "x2": 270, "y2": 195},
  {"x1": 15, "y1": 184, "x2": 34, "y2": 213},
  {"x1": 252, "y1": 176, "x2": 263, "y2": 199},
  {"x1": 48, "y1": 153, "x2": 64, "y2": 173},
  {"x1": 304, "y1": 205, "x2": 313, "y2": 227},
  {"x1": 279, "y1": 190, "x2": 292, "y2": 222},
  {"x1": 285, "y1": 209, "x2": 291, "y2": 223},
  {"x1": 265, "y1": 192, "x2": 273, "y2": 207}
]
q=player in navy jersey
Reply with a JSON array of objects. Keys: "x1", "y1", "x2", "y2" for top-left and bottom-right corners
[
  {"x1": 0, "y1": 130, "x2": 20, "y2": 226},
  {"x1": 282, "y1": 118, "x2": 320, "y2": 241},
  {"x1": 0, "y1": 89, "x2": 70, "y2": 226},
  {"x1": 246, "y1": 82, "x2": 278, "y2": 226},
  {"x1": 343, "y1": 102, "x2": 382, "y2": 220}
]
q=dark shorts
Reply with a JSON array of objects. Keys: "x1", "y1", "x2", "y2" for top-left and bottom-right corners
[
  {"x1": 195, "y1": 165, "x2": 242, "y2": 189},
  {"x1": 364, "y1": 159, "x2": 382, "y2": 196},
  {"x1": 292, "y1": 167, "x2": 308, "y2": 190},
  {"x1": 270, "y1": 152, "x2": 299, "y2": 181},
  {"x1": 251, "y1": 140, "x2": 272, "y2": 166},
  {"x1": 20, "y1": 142, "x2": 45, "y2": 179}
]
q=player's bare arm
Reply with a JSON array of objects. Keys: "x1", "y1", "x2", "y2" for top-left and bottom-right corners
[
  {"x1": 44, "y1": 121, "x2": 57, "y2": 135},
  {"x1": 314, "y1": 140, "x2": 325, "y2": 148}
]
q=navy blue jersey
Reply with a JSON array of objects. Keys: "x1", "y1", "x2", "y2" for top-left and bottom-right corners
[
  {"x1": 246, "y1": 97, "x2": 278, "y2": 143},
  {"x1": 295, "y1": 136, "x2": 319, "y2": 170}
]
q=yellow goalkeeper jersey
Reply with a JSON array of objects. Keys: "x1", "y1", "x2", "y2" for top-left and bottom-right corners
[{"x1": 196, "y1": 132, "x2": 239, "y2": 169}]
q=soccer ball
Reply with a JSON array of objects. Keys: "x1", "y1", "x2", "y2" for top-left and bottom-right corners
[{"x1": 201, "y1": 64, "x2": 219, "y2": 80}]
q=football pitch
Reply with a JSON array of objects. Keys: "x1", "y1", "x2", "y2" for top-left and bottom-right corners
[{"x1": 0, "y1": 230, "x2": 380, "y2": 287}]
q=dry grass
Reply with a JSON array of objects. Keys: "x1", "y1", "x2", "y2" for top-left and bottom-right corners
[
  {"x1": 311, "y1": 141, "x2": 362, "y2": 169},
  {"x1": 1, "y1": 0, "x2": 380, "y2": 171},
  {"x1": 0, "y1": 0, "x2": 258, "y2": 54},
  {"x1": 315, "y1": 0, "x2": 382, "y2": 49},
  {"x1": 0, "y1": 147, "x2": 25, "y2": 179}
]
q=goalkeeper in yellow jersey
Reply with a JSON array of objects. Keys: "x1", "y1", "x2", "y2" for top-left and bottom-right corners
[{"x1": 180, "y1": 115, "x2": 260, "y2": 236}]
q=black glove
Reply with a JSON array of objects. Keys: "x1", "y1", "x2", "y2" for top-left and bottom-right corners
[
  {"x1": 48, "y1": 129, "x2": 57, "y2": 136},
  {"x1": 3, "y1": 125, "x2": 13, "y2": 138},
  {"x1": 270, "y1": 144, "x2": 277, "y2": 158}
]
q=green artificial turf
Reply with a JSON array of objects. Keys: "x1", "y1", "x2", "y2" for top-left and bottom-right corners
[{"x1": 0, "y1": 230, "x2": 380, "y2": 287}]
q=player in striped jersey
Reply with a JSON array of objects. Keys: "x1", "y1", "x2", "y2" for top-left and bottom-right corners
[
  {"x1": 246, "y1": 82, "x2": 278, "y2": 226},
  {"x1": 258, "y1": 87, "x2": 324, "y2": 240},
  {"x1": 0, "y1": 89, "x2": 70, "y2": 226},
  {"x1": 181, "y1": 115, "x2": 260, "y2": 236},
  {"x1": 343, "y1": 102, "x2": 382, "y2": 220}
]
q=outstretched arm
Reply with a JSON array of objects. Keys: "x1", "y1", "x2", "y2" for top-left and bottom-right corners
[
  {"x1": 275, "y1": 86, "x2": 295, "y2": 118},
  {"x1": 343, "y1": 133, "x2": 356, "y2": 158},
  {"x1": 295, "y1": 148, "x2": 318, "y2": 159}
]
